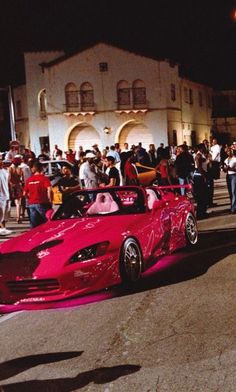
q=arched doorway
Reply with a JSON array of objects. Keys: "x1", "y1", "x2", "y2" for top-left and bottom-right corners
[
  {"x1": 119, "y1": 122, "x2": 153, "y2": 150},
  {"x1": 68, "y1": 124, "x2": 101, "y2": 151}
]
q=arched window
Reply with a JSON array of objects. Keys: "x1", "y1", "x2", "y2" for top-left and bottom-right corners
[
  {"x1": 117, "y1": 80, "x2": 130, "y2": 108},
  {"x1": 80, "y1": 82, "x2": 94, "y2": 110},
  {"x1": 38, "y1": 89, "x2": 47, "y2": 118},
  {"x1": 65, "y1": 83, "x2": 78, "y2": 111},
  {"x1": 132, "y1": 80, "x2": 146, "y2": 107},
  {"x1": 170, "y1": 83, "x2": 176, "y2": 101}
]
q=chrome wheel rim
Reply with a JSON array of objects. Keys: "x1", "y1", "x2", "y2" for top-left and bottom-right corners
[
  {"x1": 124, "y1": 242, "x2": 142, "y2": 282},
  {"x1": 186, "y1": 214, "x2": 198, "y2": 244}
]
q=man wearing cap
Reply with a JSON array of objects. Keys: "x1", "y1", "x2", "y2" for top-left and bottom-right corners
[
  {"x1": 83, "y1": 152, "x2": 99, "y2": 189},
  {"x1": 0, "y1": 158, "x2": 12, "y2": 236},
  {"x1": 92, "y1": 144, "x2": 101, "y2": 159}
]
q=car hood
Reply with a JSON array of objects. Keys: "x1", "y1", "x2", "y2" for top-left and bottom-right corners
[{"x1": 0, "y1": 215, "x2": 142, "y2": 278}]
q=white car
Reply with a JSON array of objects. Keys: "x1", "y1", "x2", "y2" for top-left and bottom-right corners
[{"x1": 40, "y1": 160, "x2": 77, "y2": 186}]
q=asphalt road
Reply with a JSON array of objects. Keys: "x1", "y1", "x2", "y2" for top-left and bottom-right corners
[{"x1": 0, "y1": 176, "x2": 235, "y2": 392}]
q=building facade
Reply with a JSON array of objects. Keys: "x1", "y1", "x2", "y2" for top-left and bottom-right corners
[
  {"x1": 0, "y1": 87, "x2": 14, "y2": 152},
  {"x1": 13, "y1": 43, "x2": 213, "y2": 155},
  {"x1": 212, "y1": 90, "x2": 236, "y2": 143}
]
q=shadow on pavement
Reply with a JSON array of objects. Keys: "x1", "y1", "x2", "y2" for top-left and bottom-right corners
[
  {"x1": 0, "y1": 364, "x2": 141, "y2": 391},
  {"x1": 0, "y1": 351, "x2": 83, "y2": 381},
  {"x1": 131, "y1": 227, "x2": 236, "y2": 294}
]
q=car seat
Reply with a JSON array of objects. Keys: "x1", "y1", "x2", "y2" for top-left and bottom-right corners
[
  {"x1": 146, "y1": 189, "x2": 159, "y2": 210},
  {"x1": 87, "y1": 193, "x2": 119, "y2": 215}
]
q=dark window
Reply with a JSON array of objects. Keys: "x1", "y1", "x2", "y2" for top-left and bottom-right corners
[
  {"x1": 66, "y1": 91, "x2": 78, "y2": 106},
  {"x1": 65, "y1": 83, "x2": 79, "y2": 111},
  {"x1": 133, "y1": 87, "x2": 146, "y2": 105},
  {"x1": 171, "y1": 84, "x2": 176, "y2": 101},
  {"x1": 81, "y1": 90, "x2": 94, "y2": 109},
  {"x1": 99, "y1": 62, "x2": 108, "y2": 72},
  {"x1": 184, "y1": 87, "x2": 188, "y2": 103},
  {"x1": 173, "y1": 130, "x2": 177, "y2": 146},
  {"x1": 117, "y1": 88, "x2": 130, "y2": 106},
  {"x1": 16, "y1": 100, "x2": 22, "y2": 118},
  {"x1": 189, "y1": 89, "x2": 193, "y2": 105},
  {"x1": 39, "y1": 90, "x2": 47, "y2": 113},
  {"x1": 132, "y1": 80, "x2": 146, "y2": 107},
  {"x1": 80, "y1": 82, "x2": 94, "y2": 110},
  {"x1": 198, "y1": 91, "x2": 203, "y2": 107}
]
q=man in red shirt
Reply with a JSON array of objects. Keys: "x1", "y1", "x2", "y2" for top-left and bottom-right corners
[
  {"x1": 24, "y1": 161, "x2": 52, "y2": 227},
  {"x1": 124, "y1": 152, "x2": 139, "y2": 185}
]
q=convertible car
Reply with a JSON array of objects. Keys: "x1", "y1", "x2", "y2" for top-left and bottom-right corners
[{"x1": 0, "y1": 185, "x2": 198, "y2": 304}]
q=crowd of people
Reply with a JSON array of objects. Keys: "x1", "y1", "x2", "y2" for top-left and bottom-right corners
[{"x1": 0, "y1": 137, "x2": 235, "y2": 234}]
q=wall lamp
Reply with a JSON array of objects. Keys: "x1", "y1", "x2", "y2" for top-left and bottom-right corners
[{"x1": 104, "y1": 126, "x2": 111, "y2": 134}]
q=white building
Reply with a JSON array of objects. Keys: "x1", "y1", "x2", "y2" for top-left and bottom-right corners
[
  {"x1": 212, "y1": 90, "x2": 236, "y2": 142},
  {"x1": 13, "y1": 43, "x2": 213, "y2": 155}
]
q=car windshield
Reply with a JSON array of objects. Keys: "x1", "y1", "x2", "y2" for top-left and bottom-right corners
[{"x1": 52, "y1": 188, "x2": 146, "y2": 220}]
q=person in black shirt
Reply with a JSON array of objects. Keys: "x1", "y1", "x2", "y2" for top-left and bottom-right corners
[
  {"x1": 58, "y1": 166, "x2": 79, "y2": 201},
  {"x1": 174, "y1": 144, "x2": 195, "y2": 195},
  {"x1": 100, "y1": 156, "x2": 120, "y2": 187}
]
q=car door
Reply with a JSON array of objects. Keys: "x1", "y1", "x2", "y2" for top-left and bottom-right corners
[{"x1": 150, "y1": 197, "x2": 172, "y2": 258}]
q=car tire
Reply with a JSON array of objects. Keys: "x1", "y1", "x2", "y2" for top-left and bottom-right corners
[
  {"x1": 119, "y1": 238, "x2": 143, "y2": 286},
  {"x1": 185, "y1": 212, "x2": 198, "y2": 246}
]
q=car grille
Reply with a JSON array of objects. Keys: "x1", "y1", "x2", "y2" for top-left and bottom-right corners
[{"x1": 6, "y1": 279, "x2": 60, "y2": 294}]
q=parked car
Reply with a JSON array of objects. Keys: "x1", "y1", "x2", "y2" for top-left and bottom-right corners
[
  {"x1": 0, "y1": 185, "x2": 197, "y2": 304},
  {"x1": 41, "y1": 159, "x2": 77, "y2": 185}
]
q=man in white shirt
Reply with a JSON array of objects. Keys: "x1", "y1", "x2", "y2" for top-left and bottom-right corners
[
  {"x1": 0, "y1": 159, "x2": 12, "y2": 235},
  {"x1": 83, "y1": 152, "x2": 99, "y2": 189},
  {"x1": 210, "y1": 138, "x2": 221, "y2": 161},
  {"x1": 107, "y1": 145, "x2": 120, "y2": 163},
  {"x1": 121, "y1": 142, "x2": 129, "y2": 153},
  {"x1": 210, "y1": 138, "x2": 221, "y2": 180}
]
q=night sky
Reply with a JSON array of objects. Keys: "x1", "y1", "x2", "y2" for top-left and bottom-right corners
[{"x1": 0, "y1": 0, "x2": 236, "y2": 89}]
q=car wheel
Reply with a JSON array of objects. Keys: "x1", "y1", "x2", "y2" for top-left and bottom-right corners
[
  {"x1": 185, "y1": 212, "x2": 198, "y2": 245},
  {"x1": 120, "y1": 238, "x2": 143, "y2": 285}
]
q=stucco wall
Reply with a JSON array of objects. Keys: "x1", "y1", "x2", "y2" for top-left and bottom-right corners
[
  {"x1": 24, "y1": 51, "x2": 64, "y2": 154},
  {"x1": 16, "y1": 44, "x2": 214, "y2": 154},
  {"x1": 13, "y1": 84, "x2": 29, "y2": 147}
]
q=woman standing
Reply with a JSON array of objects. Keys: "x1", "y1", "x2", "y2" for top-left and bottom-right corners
[
  {"x1": 223, "y1": 147, "x2": 236, "y2": 213},
  {"x1": 9, "y1": 155, "x2": 24, "y2": 223},
  {"x1": 155, "y1": 147, "x2": 171, "y2": 186}
]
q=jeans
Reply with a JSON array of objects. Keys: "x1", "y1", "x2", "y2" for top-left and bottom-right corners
[
  {"x1": 179, "y1": 177, "x2": 190, "y2": 196},
  {"x1": 228, "y1": 174, "x2": 236, "y2": 212},
  {"x1": 29, "y1": 203, "x2": 51, "y2": 228},
  {"x1": 193, "y1": 174, "x2": 208, "y2": 218}
]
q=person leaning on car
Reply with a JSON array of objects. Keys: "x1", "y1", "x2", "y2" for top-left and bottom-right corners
[
  {"x1": 58, "y1": 166, "x2": 79, "y2": 202},
  {"x1": 24, "y1": 160, "x2": 53, "y2": 228}
]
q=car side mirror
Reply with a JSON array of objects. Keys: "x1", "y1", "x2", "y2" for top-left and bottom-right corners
[{"x1": 45, "y1": 209, "x2": 54, "y2": 220}]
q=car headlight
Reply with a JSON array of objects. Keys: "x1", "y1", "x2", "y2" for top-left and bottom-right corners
[{"x1": 69, "y1": 241, "x2": 109, "y2": 264}]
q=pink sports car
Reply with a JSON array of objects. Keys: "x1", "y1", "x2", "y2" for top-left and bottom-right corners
[{"x1": 0, "y1": 186, "x2": 198, "y2": 304}]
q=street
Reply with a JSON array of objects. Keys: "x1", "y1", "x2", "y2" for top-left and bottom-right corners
[{"x1": 0, "y1": 177, "x2": 235, "y2": 392}]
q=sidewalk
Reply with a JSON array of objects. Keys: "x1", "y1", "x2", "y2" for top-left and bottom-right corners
[
  {"x1": 0, "y1": 208, "x2": 30, "y2": 243},
  {"x1": 197, "y1": 171, "x2": 236, "y2": 231}
]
